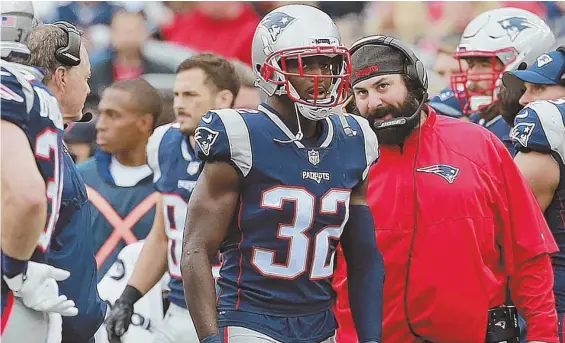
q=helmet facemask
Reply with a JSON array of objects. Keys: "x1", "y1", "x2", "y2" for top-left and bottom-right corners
[
  {"x1": 451, "y1": 47, "x2": 520, "y2": 115},
  {"x1": 259, "y1": 45, "x2": 351, "y2": 120}
]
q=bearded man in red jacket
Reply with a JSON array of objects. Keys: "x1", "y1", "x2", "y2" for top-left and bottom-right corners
[{"x1": 332, "y1": 35, "x2": 559, "y2": 343}]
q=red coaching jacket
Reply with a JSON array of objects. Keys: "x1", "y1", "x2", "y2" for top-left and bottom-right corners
[{"x1": 332, "y1": 107, "x2": 558, "y2": 343}]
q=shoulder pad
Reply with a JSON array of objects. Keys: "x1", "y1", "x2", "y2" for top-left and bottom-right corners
[
  {"x1": 147, "y1": 123, "x2": 174, "y2": 183},
  {"x1": 1, "y1": 66, "x2": 34, "y2": 127},
  {"x1": 194, "y1": 109, "x2": 253, "y2": 177},
  {"x1": 511, "y1": 100, "x2": 565, "y2": 160}
]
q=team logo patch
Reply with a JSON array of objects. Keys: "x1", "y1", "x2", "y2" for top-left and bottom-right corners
[
  {"x1": 498, "y1": 17, "x2": 536, "y2": 42},
  {"x1": 510, "y1": 121, "x2": 536, "y2": 147},
  {"x1": 194, "y1": 127, "x2": 219, "y2": 156},
  {"x1": 260, "y1": 12, "x2": 297, "y2": 42},
  {"x1": 537, "y1": 54, "x2": 553, "y2": 68},
  {"x1": 307, "y1": 149, "x2": 320, "y2": 165},
  {"x1": 416, "y1": 164, "x2": 460, "y2": 184}
]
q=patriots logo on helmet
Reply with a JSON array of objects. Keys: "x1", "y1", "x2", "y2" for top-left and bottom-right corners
[
  {"x1": 416, "y1": 164, "x2": 460, "y2": 184},
  {"x1": 194, "y1": 127, "x2": 219, "y2": 156},
  {"x1": 498, "y1": 17, "x2": 536, "y2": 41},
  {"x1": 510, "y1": 121, "x2": 536, "y2": 147},
  {"x1": 260, "y1": 12, "x2": 297, "y2": 42}
]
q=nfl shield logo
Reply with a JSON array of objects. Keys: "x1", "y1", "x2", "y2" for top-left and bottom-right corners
[
  {"x1": 308, "y1": 150, "x2": 320, "y2": 166},
  {"x1": 186, "y1": 161, "x2": 201, "y2": 175}
]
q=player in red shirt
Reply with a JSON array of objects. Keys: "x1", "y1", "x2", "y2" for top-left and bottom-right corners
[{"x1": 332, "y1": 35, "x2": 559, "y2": 343}]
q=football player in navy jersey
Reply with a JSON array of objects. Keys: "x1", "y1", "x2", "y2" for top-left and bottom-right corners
[
  {"x1": 104, "y1": 53, "x2": 240, "y2": 343},
  {"x1": 504, "y1": 47, "x2": 565, "y2": 342},
  {"x1": 1, "y1": 2, "x2": 79, "y2": 342},
  {"x1": 451, "y1": 7, "x2": 555, "y2": 155},
  {"x1": 181, "y1": 5, "x2": 384, "y2": 343},
  {"x1": 26, "y1": 20, "x2": 107, "y2": 343}
]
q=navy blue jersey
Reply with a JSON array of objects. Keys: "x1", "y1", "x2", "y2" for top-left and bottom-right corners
[
  {"x1": 46, "y1": 149, "x2": 106, "y2": 341},
  {"x1": 470, "y1": 113, "x2": 515, "y2": 156},
  {"x1": 195, "y1": 104, "x2": 379, "y2": 317},
  {"x1": 0, "y1": 61, "x2": 64, "y2": 258},
  {"x1": 147, "y1": 123, "x2": 203, "y2": 308},
  {"x1": 510, "y1": 98, "x2": 565, "y2": 311}
]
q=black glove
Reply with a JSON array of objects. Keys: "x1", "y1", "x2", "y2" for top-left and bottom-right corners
[{"x1": 105, "y1": 285, "x2": 142, "y2": 343}]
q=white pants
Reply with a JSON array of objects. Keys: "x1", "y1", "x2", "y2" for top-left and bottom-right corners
[
  {"x1": 2, "y1": 297, "x2": 49, "y2": 343},
  {"x1": 221, "y1": 326, "x2": 335, "y2": 343},
  {"x1": 152, "y1": 302, "x2": 199, "y2": 343}
]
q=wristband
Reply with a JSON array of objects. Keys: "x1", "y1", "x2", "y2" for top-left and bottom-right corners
[
  {"x1": 1, "y1": 252, "x2": 28, "y2": 279},
  {"x1": 200, "y1": 334, "x2": 221, "y2": 343},
  {"x1": 119, "y1": 285, "x2": 143, "y2": 305}
]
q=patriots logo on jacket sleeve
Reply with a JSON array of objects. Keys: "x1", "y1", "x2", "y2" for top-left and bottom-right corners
[
  {"x1": 498, "y1": 17, "x2": 536, "y2": 41},
  {"x1": 194, "y1": 127, "x2": 219, "y2": 156},
  {"x1": 260, "y1": 12, "x2": 297, "y2": 42},
  {"x1": 416, "y1": 164, "x2": 460, "y2": 184},
  {"x1": 510, "y1": 121, "x2": 536, "y2": 147}
]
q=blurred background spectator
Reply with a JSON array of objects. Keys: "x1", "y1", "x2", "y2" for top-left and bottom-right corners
[
  {"x1": 231, "y1": 58, "x2": 262, "y2": 108},
  {"x1": 86, "y1": 10, "x2": 175, "y2": 108},
  {"x1": 160, "y1": 2, "x2": 259, "y2": 65},
  {"x1": 432, "y1": 34, "x2": 468, "y2": 90}
]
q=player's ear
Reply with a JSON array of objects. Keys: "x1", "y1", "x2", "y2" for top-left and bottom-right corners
[
  {"x1": 215, "y1": 89, "x2": 234, "y2": 109},
  {"x1": 137, "y1": 113, "x2": 153, "y2": 134},
  {"x1": 51, "y1": 65, "x2": 70, "y2": 93}
]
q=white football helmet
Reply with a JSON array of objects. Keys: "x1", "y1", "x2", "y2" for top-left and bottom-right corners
[
  {"x1": 1, "y1": 1, "x2": 36, "y2": 62},
  {"x1": 451, "y1": 7, "x2": 556, "y2": 115},
  {"x1": 252, "y1": 4, "x2": 351, "y2": 121}
]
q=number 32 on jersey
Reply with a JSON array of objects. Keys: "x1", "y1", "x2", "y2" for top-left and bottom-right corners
[{"x1": 253, "y1": 186, "x2": 351, "y2": 280}]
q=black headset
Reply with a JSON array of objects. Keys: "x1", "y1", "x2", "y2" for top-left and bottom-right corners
[
  {"x1": 51, "y1": 21, "x2": 81, "y2": 67},
  {"x1": 349, "y1": 35, "x2": 428, "y2": 100}
]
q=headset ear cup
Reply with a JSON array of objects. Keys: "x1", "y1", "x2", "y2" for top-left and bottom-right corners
[
  {"x1": 415, "y1": 61, "x2": 428, "y2": 91},
  {"x1": 52, "y1": 21, "x2": 81, "y2": 67}
]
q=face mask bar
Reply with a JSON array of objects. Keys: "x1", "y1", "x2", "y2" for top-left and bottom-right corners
[
  {"x1": 451, "y1": 48, "x2": 518, "y2": 115},
  {"x1": 260, "y1": 45, "x2": 352, "y2": 108}
]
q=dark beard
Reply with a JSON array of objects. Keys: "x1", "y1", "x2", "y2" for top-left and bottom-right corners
[
  {"x1": 499, "y1": 82, "x2": 525, "y2": 126},
  {"x1": 366, "y1": 92, "x2": 421, "y2": 146}
]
